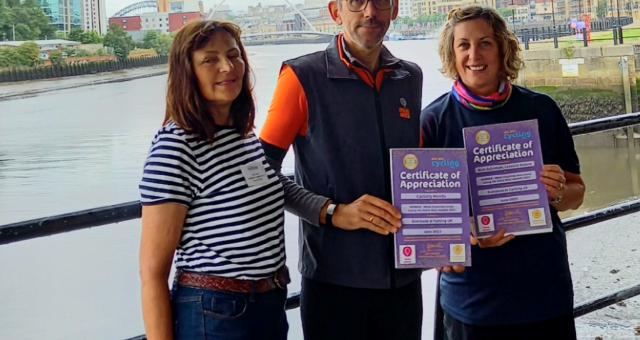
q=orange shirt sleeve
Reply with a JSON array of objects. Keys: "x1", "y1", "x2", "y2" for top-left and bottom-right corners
[{"x1": 260, "y1": 65, "x2": 309, "y2": 150}]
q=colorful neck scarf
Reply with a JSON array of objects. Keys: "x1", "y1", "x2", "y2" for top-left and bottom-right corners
[{"x1": 451, "y1": 80, "x2": 512, "y2": 111}]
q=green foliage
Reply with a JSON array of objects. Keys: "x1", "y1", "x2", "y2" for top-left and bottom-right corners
[
  {"x1": 17, "y1": 41, "x2": 39, "y2": 66},
  {"x1": 0, "y1": 41, "x2": 40, "y2": 67},
  {"x1": 596, "y1": 0, "x2": 608, "y2": 20},
  {"x1": 83, "y1": 30, "x2": 102, "y2": 44},
  {"x1": 561, "y1": 43, "x2": 576, "y2": 59},
  {"x1": 68, "y1": 28, "x2": 84, "y2": 42},
  {"x1": 103, "y1": 24, "x2": 135, "y2": 60},
  {"x1": 396, "y1": 13, "x2": 446, "y2": 26},
  {"x1": 68, "y1": 28, "x2": 103, "y2": 44},
  {"x1": 0, "y1": 48, "x2": 21, "y2": 67},
  {"x1": 142, "y1": 30, "x2": 173, "y2": 56},
  {"x1": 0, "y1": 0, "x2": 55, "y2": 40},
  {"x1": 497, "y1": 8, "x2": 512, "y2": 20},
  {"x1": 416, "y1": 13, "x2": 446, "y2": 25},
  {"x1": 49, "y1": 49, "x2": 64, "y2": 65}
]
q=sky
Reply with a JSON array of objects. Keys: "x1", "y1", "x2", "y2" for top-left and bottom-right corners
[{"x1": 106, "y1": 0, "x2": 303, "y2": 17}]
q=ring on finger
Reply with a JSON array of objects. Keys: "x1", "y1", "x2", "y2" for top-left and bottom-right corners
[
  {"x1": 368, "y1": 216, "x2": 374, "y2": 223},
  {"x1": 559, "y1": 182, "x2": 565, "y2": 191}
]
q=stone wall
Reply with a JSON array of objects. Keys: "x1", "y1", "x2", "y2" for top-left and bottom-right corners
[
  {"x1": 517, "y1": 45, "x2": 638, "y2": 119},
  {"x1": 517, "y1": 45, "x2": 636, "y2": 93}
]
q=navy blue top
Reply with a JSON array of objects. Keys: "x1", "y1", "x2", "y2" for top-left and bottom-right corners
[{"x1": 421, "y1": 85, "x2": 580, "y2": 325}]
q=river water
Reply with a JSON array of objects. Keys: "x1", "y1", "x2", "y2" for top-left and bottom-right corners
[{"x1": 0, "y1": 40, "x2": 639, "y2": 339}]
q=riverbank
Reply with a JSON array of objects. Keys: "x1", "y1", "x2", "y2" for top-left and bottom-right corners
[
  {"x1": 0, "y1": 64, "x2": 167, "y2": 102},
  {"x1": 532, "y1": 86, "x2": 628, "y2": 122},
  {"x1": 570, "y1": 211, "x2": 640, "y2": 339}
]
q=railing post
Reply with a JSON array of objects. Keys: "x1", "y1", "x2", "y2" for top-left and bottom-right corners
[
  {"x1": 618, "y1": 26, "x2": 624, "y2": 45},
  {"x1": 613, "y1": 26, "x2": 619, "y2": 45},
  {"x1": 621, "y1": 56, "x2": 632, "y2": 114},
  {"x1": 626, "y1": 125, "x2": 640, "y2": 196},
  {"x1": 553, "y1": 27, "x2": 558, "y2": 48}
]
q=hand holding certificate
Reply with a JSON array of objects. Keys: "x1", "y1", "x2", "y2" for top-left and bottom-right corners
[
  {"x1": 391, "y1": 149, "x2": 472, "y2": 268},
  {"x1": 463, "y1": 119, "x2": 553, "y2": 238}
]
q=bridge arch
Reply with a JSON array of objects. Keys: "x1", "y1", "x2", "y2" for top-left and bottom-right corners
[{"x1": 113, "y1": 1, "x2": 157, "y2": 17}]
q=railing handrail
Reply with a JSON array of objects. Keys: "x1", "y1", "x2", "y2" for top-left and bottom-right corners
[
  {"x1": 3, "y1": 111, "x2": 640, "y2": 244},
  {"x1": 569, "y1": 112, "x2": 640, "y2": 136}
]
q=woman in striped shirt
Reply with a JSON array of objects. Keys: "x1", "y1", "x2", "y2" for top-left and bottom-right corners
[{"x1": 138, "y1": 21, "x2": 325, "y2": 340}]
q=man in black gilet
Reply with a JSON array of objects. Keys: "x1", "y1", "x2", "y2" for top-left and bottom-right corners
[{"x1": 261, "y1": 1, "x2": 424, "y2": 339}]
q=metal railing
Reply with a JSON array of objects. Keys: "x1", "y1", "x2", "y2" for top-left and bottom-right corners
[{"x1": 1, "y1": 113, "x2": 640, "y2": 339}]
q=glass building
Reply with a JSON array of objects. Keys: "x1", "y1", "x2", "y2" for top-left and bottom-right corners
[{"x1": 39, "y1": 0, "x2": 83, "y2": 33}]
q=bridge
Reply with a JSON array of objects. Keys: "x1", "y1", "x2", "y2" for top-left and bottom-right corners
[
  {"x1": 113, "y1": 0, "x2": 157, "y2": 17},
  {"x1": 113, "y1": 0, "x2": 322, "y2": 35},
  {"x1": 243, "y1": 31, "x2": 333, "y2": 39}
]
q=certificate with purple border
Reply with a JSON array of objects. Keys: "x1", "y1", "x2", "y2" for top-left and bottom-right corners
[
  {"x1": 463, "y1": 119, "x2": 553, "y2": 238},
  {"x1": 391, "y1": 149, "x2": 471, "y2": 268}
]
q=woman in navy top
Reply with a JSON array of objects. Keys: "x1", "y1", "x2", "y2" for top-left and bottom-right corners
[{"x1": 421, "y1": 6, "x2": 586, "y2": 340}]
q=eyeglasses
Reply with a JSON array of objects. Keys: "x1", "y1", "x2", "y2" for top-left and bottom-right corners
[{"x1": 343, "y1": 0, "x2": 393, "y2": 12}]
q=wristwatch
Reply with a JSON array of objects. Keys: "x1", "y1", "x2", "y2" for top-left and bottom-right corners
[
  {"x1": 551, "y1": 194, "x2": 563, "y2": 205},
  {"x1": 325, "y1": 203, "x2": 337, "y2": 227}
]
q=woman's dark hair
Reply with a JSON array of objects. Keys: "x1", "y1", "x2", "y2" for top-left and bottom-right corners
[{"x1": 165, "y1": 20, "x2": 255, "y2": 139}]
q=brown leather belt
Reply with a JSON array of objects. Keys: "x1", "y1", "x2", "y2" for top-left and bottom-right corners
[{"x1": 177, "y1": 266, "x2": 290, "y2": 294}]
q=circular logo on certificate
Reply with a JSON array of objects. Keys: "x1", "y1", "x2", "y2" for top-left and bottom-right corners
[
  {"x1": 402, "y1": 246, "x2": 413, "y2": 257},
  {"x1": 403, "y1": 154, "x2": 418, "y2": 170},
  {"x1": 481, "y1": 216, "x2": 491, "y2": 225},
  {"x1": 532, "y1": 209, "x2": 542, "y2": 219},
  {"x1": 452, "y1": 244, "x2": 464, "y2": 256},
  {"x1": 475, "y1": 130, "x2": 491, "y2": 145}
]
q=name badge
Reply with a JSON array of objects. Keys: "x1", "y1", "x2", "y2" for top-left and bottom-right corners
[{"x1": 240, "y1": 161, "x2": 270, "y2": 187}]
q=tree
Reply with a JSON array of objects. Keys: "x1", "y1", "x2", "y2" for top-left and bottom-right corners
[
  {"x1": 68, "y1": 28, "x2": 84, "y2": 42},
  {"x1": 156, "y1": 34, "x2": 172, "y2": 56},
  {"x1": 48, "y1": 50, "x2": 64, "y2": 65},
  {"x1": 68, "y1": 28, "x2": 103, "y2": 44},
  {"x1": 142, "y1": 30, "x2": 172, "y2": 56},
  {"x1": 0, "y1": 0, "x2": 55, "y2": 40},
  {"x1": 82, "y1": 30, "x2": 102, "y2": 44},
  {"x1": 0, "y1": 48, "x2": 21, "y2": 67},
  {"x1": 0, "y1": 41, "x2": 40, "y2": 67},
  {"x1": 142, "y1": 30, "x2": 160, "y2": 49},
  {"x1": 17, "y1": 41, "x2": 39, "y2": 66},
  {"x1": 596, "y1": 0, "x2": 608, "y2": 20},
  {"x1": 497, "y1": 8, "x2": 512, "y2": 20},
  {"x1": 103, "y1": 24, "x2": 135, "y2": 60}
]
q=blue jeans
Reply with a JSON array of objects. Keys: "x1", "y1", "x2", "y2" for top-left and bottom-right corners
[{"x1": 172, "y1": 284, "x2": 288, "y2": 340}]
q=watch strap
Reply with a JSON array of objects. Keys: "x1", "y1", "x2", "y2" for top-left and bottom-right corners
[{"x1": 326, "y1": 203, "x2": 337, "y2": 227}]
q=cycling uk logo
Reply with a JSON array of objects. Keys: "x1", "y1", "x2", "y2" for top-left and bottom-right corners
[
  {"x1": 399, "y1": 245, "x2": 416, "y2": 265},
  {"x1": 477, "y1": 214, "x2": 495, "y2": 232}
]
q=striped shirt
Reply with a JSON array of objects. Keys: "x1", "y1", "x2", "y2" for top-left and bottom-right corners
[{"x1": 139, "y1": 123, "x2": 285, "y2": 280}]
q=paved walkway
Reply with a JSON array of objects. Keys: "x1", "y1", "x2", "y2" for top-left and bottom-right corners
[
  {"x1": 0, "y1": 64, "x2": 167, "y2": 101},
  {"x1": 569, "y1": 210, "x2": 640, "y2": 339}
]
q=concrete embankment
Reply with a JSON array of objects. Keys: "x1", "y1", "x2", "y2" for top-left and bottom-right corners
[
  {"x1": 520, "y1": 45, "x2": 639, "y2": 121},
  {"x1": 0, "y1": 64, "x2": 167, "y2": 102}
]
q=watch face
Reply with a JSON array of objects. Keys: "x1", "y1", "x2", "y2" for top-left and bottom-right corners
[{"x1": 327, "y1": 204, "x2": 337, "y2": 215}]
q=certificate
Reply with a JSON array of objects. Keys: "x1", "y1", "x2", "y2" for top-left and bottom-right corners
[
  {"x1": 391, "y1": 148, "x2": 471, "y2": 268},
  {"x1": 463, "y1": 119, "x2": 553, "y2": 237}
]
